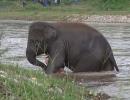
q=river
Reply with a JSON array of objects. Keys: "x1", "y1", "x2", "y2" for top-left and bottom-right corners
[{"x1": 0, "y1": 20, "x2": 130, "y2": 99}]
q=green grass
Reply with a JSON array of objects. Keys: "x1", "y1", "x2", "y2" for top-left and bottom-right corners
[
  {"x1": 0, "y1": 64, "x2": 99, "y2": 100},
  {"x1": 0, "y1": 0, "x2": 130, "y2": 21}
]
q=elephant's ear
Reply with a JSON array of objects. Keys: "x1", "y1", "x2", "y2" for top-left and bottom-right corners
[{"x1": 45, "y1": 26, "x2": 57, "y2": 40}]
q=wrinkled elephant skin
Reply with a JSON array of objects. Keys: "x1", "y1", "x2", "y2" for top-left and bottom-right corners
[{"x1": 26, "y1": 22, "x2": 119, "y2": 74}]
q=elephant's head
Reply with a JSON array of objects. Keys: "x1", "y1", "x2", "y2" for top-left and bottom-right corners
[{"x1": 26, "y1": 22, "x2": 57, "y2": 70}]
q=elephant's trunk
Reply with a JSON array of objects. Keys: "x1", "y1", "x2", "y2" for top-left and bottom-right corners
[{"x1": 26, "y1": 48, "x2": 47, "y2": 70}]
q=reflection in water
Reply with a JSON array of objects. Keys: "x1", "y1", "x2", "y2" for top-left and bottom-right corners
[{"x1": 0, "y1": 20, "x2": 130, "y2": 99}]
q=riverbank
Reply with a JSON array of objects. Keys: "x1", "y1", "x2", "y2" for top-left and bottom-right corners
[
  {"x1": 0, "y1": 0, "x2": 130, "y2": 23},
  {"x1": 64, "y1": 14, "x2": 130, "y2": 23},
  {"x1": 1, "y1": 11, "x2": 130, "y2": 23},
  {"x1": 0, "y1": 64, "x2": 110, "y2": 100}
]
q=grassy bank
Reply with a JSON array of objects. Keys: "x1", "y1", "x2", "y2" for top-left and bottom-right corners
[
  {"x1": 0, "y1": 0, "x2": 130, "y2": 21},
  {"x1": 0, "y1": 64, "x2": 104, "y2": 100}
]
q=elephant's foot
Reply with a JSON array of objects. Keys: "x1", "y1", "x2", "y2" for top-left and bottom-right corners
[
  {"x1": 43, "y1": 57, "x2": 64, "y2": 74},
  {"x1": 56, "y1": 68, "x2": 64, "y2": 74}
]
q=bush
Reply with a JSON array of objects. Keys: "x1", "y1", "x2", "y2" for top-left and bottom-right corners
[{"x1": 100, "y1": 0, "x2": 130, "y2": 10}]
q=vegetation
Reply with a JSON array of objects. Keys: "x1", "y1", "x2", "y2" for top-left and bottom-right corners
[
  {"x1": 0, "y1": 0, "x2": 130, "y2": 21},
  {"x1": 99, "y1": 0, "x2": 130, "y2": 10},
  {"x1": 0, "y1": 1, "x2": 126, "y2": 99},
  {"x1": 0, "y1": 64, "x2": 103, "y2": 100}
]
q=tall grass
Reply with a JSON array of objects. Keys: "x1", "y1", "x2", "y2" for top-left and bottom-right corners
[{"x1": 0, "y1": 64, "x2": 99, "y2": 100}]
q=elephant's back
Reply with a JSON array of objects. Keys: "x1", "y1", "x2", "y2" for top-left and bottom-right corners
[
  {"x1": 52, "y1": 22, "x2": 100, "y2": 36},
  {"x1": 51, "y1": 22, "x2": 110, "y2": 50}
]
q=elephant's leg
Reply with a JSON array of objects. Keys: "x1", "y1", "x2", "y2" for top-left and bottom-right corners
[
  {"x1": 56, "y1": 68, "x2": 65, "y2": 73},
  {"x1": 45, "y1": 43, "x2": 65, "y2": 74},
  {"x1": 43, "y1": 55, "x2": 64, "y2": 73},
  {"x1": 45, "y1": 54, "x2": 65, "y2": 74},
  {"x1": 73, "y1": 54, "x2": 101, "y2": 72},
  {"x1": 43, "y1": 58, "x2": 64, "y2": 74}
]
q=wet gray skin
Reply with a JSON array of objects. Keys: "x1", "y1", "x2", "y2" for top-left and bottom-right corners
[{"x1": 0, "y1": 20, "x2": 130, "y2": 99}]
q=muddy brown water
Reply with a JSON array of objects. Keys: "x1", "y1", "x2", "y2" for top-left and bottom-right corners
[{"x1": 0, "y1": 20, "x2": 130, "y2": 99}]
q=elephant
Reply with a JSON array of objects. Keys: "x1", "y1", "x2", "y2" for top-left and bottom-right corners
[{"x1": 26, "y1": 22, "x2": 119, "y2": 74}]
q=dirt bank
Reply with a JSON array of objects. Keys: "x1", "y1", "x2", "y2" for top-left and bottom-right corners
[
  {"x1": 64, "y1": 15, "x2": 130, "y2": 23},
  {"x1": 1, "y1": 14, "x2": 130, "y2": 23}
]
